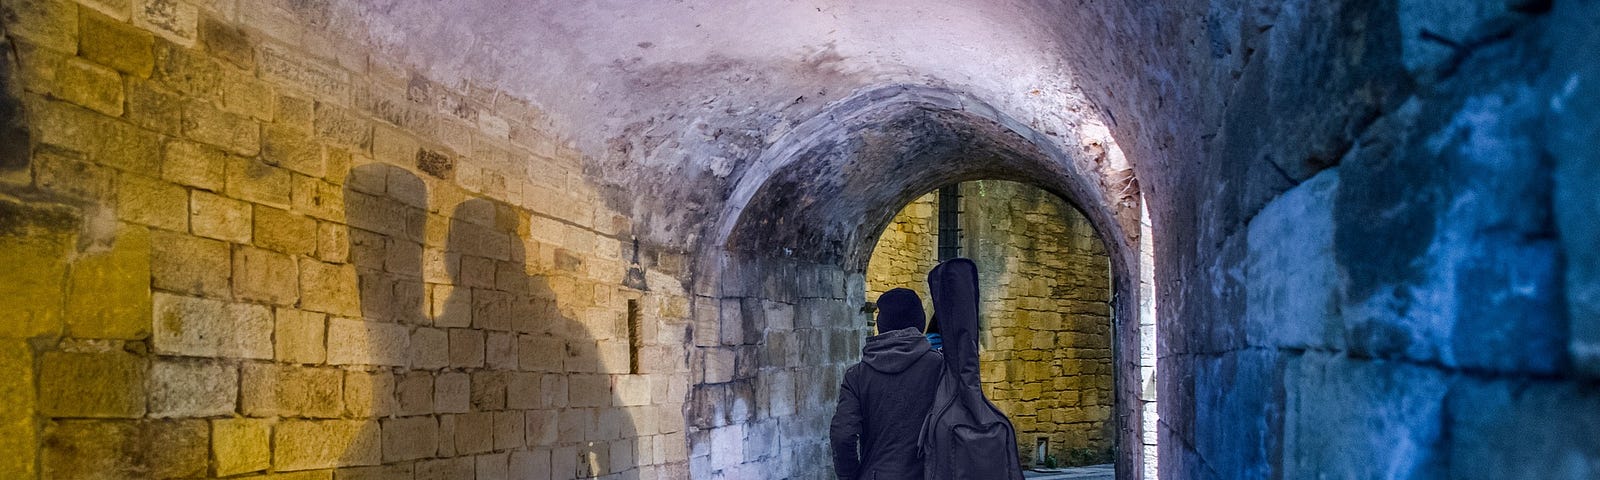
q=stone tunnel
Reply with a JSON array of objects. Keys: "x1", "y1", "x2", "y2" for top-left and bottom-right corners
[{"x1": 0, "y1": 0, "x2": 1596, "y2": 479}]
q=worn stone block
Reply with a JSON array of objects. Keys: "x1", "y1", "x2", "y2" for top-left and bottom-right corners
[
  {"x1": 254, "y1": 205, "x2": 317, "y2": 255},
  {"x1": 292, "y1": 174, "x2": 344, "y2": 221},
  {"x1": 57, "y1": 56, "x2": 123, "y2": 116},
  {"x1": 344, "y1": 370, "x2": 398, "y2": 418},
  {"x1": 470, "y1": 370, "x2": 506, "y2": 410},
  {"x1": 148, "y1": 357, "x2": 236, "y2": 417},
  {"x1": 126, "y1": 79, "x2": 183, "y2": 135},
  {"x1": 222, "y1": 70, "x2": 276, "y2": 121},
  {"x1": 275, "y1": 308, "x2": 327, "y2": 364},
  {"x1": 569, "y1": 374, "x2": 609, "y2": 409},
  {"x1": 162, "y1": 139, "x2": 225, "y2": 191},
  {"x1": 396, "y1": 372, "x2": 434, "y2": 415},
  {"x1": 1448, "y1": 378, "x2": 1600, "y2": 479},
  {"x1": 273, "y1": 419, "x2": 380, "y2": 471},
  {"x1": 449, "y1": 328, "x2": 486, "y2": 368},
  {"x1": 41, "y1": 420, "x2": 139, "y2": 480},
  {"x1": 198, "y1": 14, "x2": 252, "y2": 69},
  {"x1": 1282, "y1": 353, "x2": 1448, "y2": 479},
  {"x1": 519, "y1": 335, "x2": 563, "y2": 372},
  {"x1": 185, "y1": 101, "x2": 258, "y2": 156},
  {"x1": 0, "y1": 200, "x2": 76, "y2": 338},
  {"x1": 1247, "y1": 169, "x2": 1343, "y2": 350},
  {"x1": 336, "y1": 464, "x2": 414, "y2": 480},
  {"x1": 149, "y1": 40, "x2": 219, "y2": 99},
  {"x1": 6, "y1": 0, "x2": 78, "y2": 53},
  {"x1": 263, "y1": 125, "x2": 326, "y2": 178},
  {"x1": 38, "y1": 350, "x2": 147, "y2": 417},
  {"x1": 189, "y1": 190, "x2": 251, "y2": 242},
  {"x1": 316, "y1": 221, "x2": 349, "y2": 263},
  {"x1": 455, "y1": 412, "x2": 494, "y2": 454},
  {"x1": 259, "y1": 43, "x2": 347, "y2": 99},
  {"x1": 152, "y1": 292, "x2": 273, "y2": 358},
  {"x1": 493, "y1": 410, "x2": 525, "y2": 451},
  {"x1": 326, "y1": 317, "x2": 408, "y2": 367},
  {"x1": 381, "y1": 416, "x2": 438, "y2": 462},
  {"x1": 150, "y1": 229, "x2": 230, "y2": 297},
  {"x1": 409, "y1": 327, "x2": 448, "y2": 370},
  {"x1": 213, "y1": 417, "x2": 271, "y2": 476},
  {"x1": 415, "y1": 457, "x2": 474, "y2": 480},
  {"x1": 133, "y1": 0, "x2": 197, "y2": 45},
  {"x1": 315, "y1": 102, "x2": 372, "y2": 149},
  {"x1": 477, "y1": 452, "x2": 511, "y2": 480},
  {"x1": 233, "y1": 245, "x2": 298, "y2": 305},
  {"x1": 25, "y1": 96, "x2": 158, "y2": 174},
  {"x1": 436, "y1": 371, "x2": 470, "y2": 413},
  {"x1": 298, "y1": 258, "x2": 360, "y2": 316},
  {"x1": 64, "y1": 223, "x2": 151, "y2": 339},
  {"x1": 225, "y1": 155, "x2": 292, "y2": 208},
  {"x1": 79, "y1": 9, "x2": 154, "y2": 77},
  {"x1": 32, "y1": 150, "x2": 115, "y2": 202},
  {"x1": 486, "y1": 331, "x2": 517, "y2": 370},
  {"x1": 116, "y1": 173, "x2": 188, "y2": 231},
  {"x1": 0, "y1": 341, "x2": 34, "y2": 477},
  {"x1": 240, "y1": 363, "x2": 343, "y2": 418}
]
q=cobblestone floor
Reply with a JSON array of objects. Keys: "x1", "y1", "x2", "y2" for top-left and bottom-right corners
[{"x1": 1023, "y1": 464, "x2": 1115, "y2": 480}]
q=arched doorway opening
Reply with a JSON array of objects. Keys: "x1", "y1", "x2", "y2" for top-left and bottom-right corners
[
  {"x1": 864, "y1": 180, "x2": 1116, "y2": 471},
  {"x1": 683, "y1": 85, "x2": 1152, "y2": 479}
]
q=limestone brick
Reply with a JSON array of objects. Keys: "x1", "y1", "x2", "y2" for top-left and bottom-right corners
[
  {"x1": 233, "y1": 245, "x2": 299, "y2": 305},
  {"x1": 298, "y1": 259, "x2": 361, "y2": 316},
  {"x1": 223, "y1": 70, "x2": 277, "y2": 121},
  {"x1": 263, "y1": 124, "x2": 325, "y2": 177},
  {"x1": 315, "y1": 221, "x2": 349, "y2": 263},
  {"x1": 226, "y1": 155, "x2": 292, "y2": 208},
  {"x1": 396, "y1": 372, "x2": 435, "y2": 416},
  {"x1": 152, "y1": 292, "x2": 273, "y2": 359},
  {"x1": 470, "y1": 370, "x2": 506, "y2": 410},
  {"x1": 336, "y1": 464, "x2": 414, "y2": 480},
  {"x1": 409, "y1": 327, "x2": 449, "y2": 370},
  {"x1": 213, "y1": 418, "x2": 272, "y2": 476},
  {"x1": 148, "y1": 357, "x2": 236, "y2": 417},
  {"x1": 449, "y1": 328, "x2": 486, "y2": 368},
  {"x1": 273, "y1": 419, "x2": 380, "y2": 471},
  {"x1": 7, "y1": 0, "x2": 78, "y2": 53},
  {"x1": 162, "y1": 139, "x2": 226, "y2": 190},
  {"x1": 198, "y1": 14, "x2": 253, "y2": 69},
  {"x1": 344, "y1": 369, "x2": 399, "y2": 418},
  {"x1": 254, "y1": 205, "x2": 317, "y2": 255},
  {"x1": 133, "y1": 0, "x2": 198, "y2": 46},
  {"x1": 326, "y1": 317, "x2": 408, "y2": 367},
  {"x1": 381, "y1": 416, "x2": 439, "y2": 462},
  {"x1": 275, "y1": 308, "x2": 327, "y2": 364},
  {"x1": 79, "y1": 9, "x2": 154, "y2": 77},
  {"x1": 126, "y1": 79, "x2": 184, "y2": 135},
  {"x1": 41, "y1": 420, "x2": 139, "y2": 480},
  {"x1": 64, "y1": 223, "x2": 152, "y2": 339},
  {"x1": 415, "y1": 457, "x2": 473, "y2": 480},
  {"x1": 117, "y1": 174, "x2": 188, "y2": 231},
  {"x1": 56, "y1": 57, "x2": 123, "y2": 116},
  {"x1": 436, "y1": 371, "x2": 471, "y2": 413},
  {"x1": 241, "y1": 363, "x2": 343, "y2": 418},
  {"x1": 292, "y1": 174, "x2": 345, "y2": 221},
  {"x1": 454, "y1": 412, "x2": 494, "y2": 455},
  {"x1": 190, "y1": 190, "x2": 252, "y2": 242},
  {"x1": 37, "y1": 350, "x2": 146, "y2": 418},
  {"x1": 185, "y1": 100, "x2": 259, "y2": 156}
]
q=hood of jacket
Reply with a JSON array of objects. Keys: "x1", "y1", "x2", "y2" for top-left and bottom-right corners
[{"x1": 861, "y1": 327, "x2": 934, "y2": 374}]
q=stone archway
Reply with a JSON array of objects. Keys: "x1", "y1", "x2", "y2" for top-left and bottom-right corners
[{"x1": 684, "y1": 84, "x2": 1152, "y2": 479}]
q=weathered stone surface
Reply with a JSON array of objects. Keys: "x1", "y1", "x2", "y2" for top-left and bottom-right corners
[
  {"x1": 0, "y1": 200, "x2": 76, "y2": 338},
  {"x1": 6, "y1": 0, "x2": 78, "y2": 53},
  {"x1": 213, "y1": 418, "x2": 271, "y2": 476},
  {"x1": 226, "y1": 155, "x2": 293, "y2": 208},
  {"x1": 162, "y1": 139, "x2": 226, "y2": 190},
  {"x1": 299, "y1": 258, "x2": 361, "y2": 316},
  {"x1": 1246, "y1": 169, "x2": 1343, "y2": 351},
  {"x1": 185, "y1": 101, "x2": 259, "y2": 156},
  {"x1": 264, "y1": 124, "x2": 325, "y2": 177},
  {"x1": 381, "y1": 416, "x2": 438, "y2": 461},
  {"x1": 148, "y1": 357, "x2": 236, "y2": 417},
  {"x1": 1448, "y1": 378, "x2": 1600, "y2": 479},
  {"x1": 37, "y1": 350, "x2": 146, "y2": 418},
  {"x1": 255, "y1": 205, "x2": 317, "y2": 255},
  {"x1": 64, "y1": 224, "x2": 152, "y2": 339},
  {"x1": 344, "y1": 369, "x2": 399, "y2": 418},
  {"x1": 0, "y1": 341, "x2": 35, "y2": 477},
  {"x1": 150, "y1": 229, "x2": 231, "y2": 297},
  {"x1": 190, "y1": 190, "x2": 252, "y2": 242},
  {"x1": 242, "y1": 363, "x2": 343, "y2": 418},
  {"x1": 327, "y1": 317, "x2": 409, "y2": 366},
  {"x1": 275, "y1": 307, "x2": 327, "y2": 364},
  {"x1": 233, "y1": 245, "x2": 299, "y2": 305},
  {"x1": 134, "y1": 0, "x2": 198, "y2": 45},
  {"x1": 274, "y1": 419, "x2": 381, "y2": 471},
  {"x1": 43, "y1": 419, "x2": 208, "y2": 479},
  {"x1": 152, "y1": 292, "x2": 273, "y2": 359},
  {"x1": 116, "y1": 173, "x2": 188, "y2": 231},
  {"x1": 435, "y1": 372, "x2": 471, "y2": 413},
  {"x1": 56, "y1": 57, "x2": 123, "y2": 116},
  {"x1": 1282, "y1": 353, "x2": 1448, "y2": 479},
  {"x1": 79, "y1": 9, "x2": 154, "y2": 77}
]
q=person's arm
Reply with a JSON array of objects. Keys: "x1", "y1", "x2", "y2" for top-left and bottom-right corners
[{"x1": 829, "y1": 373, "x2": 864, "y2": 480}]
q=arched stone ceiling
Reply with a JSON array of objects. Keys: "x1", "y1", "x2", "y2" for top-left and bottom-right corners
[{"x1": 299, "y1": 0, "x2": 1151, "y2": 250}]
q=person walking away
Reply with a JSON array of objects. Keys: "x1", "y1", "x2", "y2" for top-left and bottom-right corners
[{"x1": 830, "y1": 288, "x2": 945, "y2": 480}]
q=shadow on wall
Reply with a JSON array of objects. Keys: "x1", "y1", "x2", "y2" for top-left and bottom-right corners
[{"x1": 338, "y1": 164, "x2": 639, "y2": 478}]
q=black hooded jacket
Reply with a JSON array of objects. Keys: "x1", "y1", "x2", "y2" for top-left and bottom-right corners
[{"x1": 830, "y1": 327, "x2": 944, "y2": 480}]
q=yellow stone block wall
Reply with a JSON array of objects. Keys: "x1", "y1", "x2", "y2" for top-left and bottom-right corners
[
  {"x1": 0, "y1": 0, "x2": 693, "y2": 477},
  {"x1": 864, "y1": 180, "x2": 1113, "y2": 468},
  {"x1": 864, "y1": 191, "x2": 937, "y2": 322}
]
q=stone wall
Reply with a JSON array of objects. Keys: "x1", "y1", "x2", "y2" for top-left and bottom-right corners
[
  {"x1": 0, "y1": 0, "x2": 694, "y2": 478},
  {"x1": 863, "y1": 192, "x2": 937, "y2": 317},
  {"x1": 964, "y1": 181, "x2": 1113, "y2": 467},
  {"x1": 864, "y1": 180, "x2": 1114, "y2": 468}
]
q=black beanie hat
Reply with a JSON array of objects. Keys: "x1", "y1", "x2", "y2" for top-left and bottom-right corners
[{"x1": 875, "y1": 288, "x2": 926, "y2": 333}]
